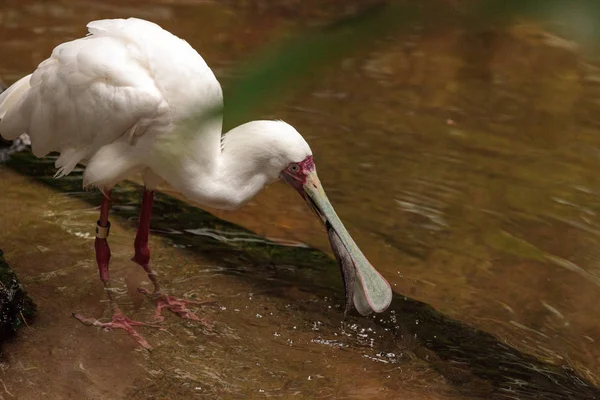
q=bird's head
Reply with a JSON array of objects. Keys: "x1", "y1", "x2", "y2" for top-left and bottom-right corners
[
  {"x1": 271, "y1": 123, "x2": 392, "y2": 316},
  {"x1": 222, "y1": 120, "x2": 392, "y2": 315}
]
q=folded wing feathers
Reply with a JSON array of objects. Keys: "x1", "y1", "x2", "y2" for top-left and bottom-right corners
[
  {"x1": 0, "y1": 18, "x2": 224, "y2": 189},
  {"x1": 0, "y1": 18, "x2": 173, "y2": 182}
]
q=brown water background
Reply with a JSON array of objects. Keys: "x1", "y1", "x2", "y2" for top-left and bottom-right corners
[{"x1": 1, "y1": 1, "x2": 600, "y2": 398}]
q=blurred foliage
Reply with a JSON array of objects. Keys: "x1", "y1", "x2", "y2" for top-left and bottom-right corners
[
  {"x1": 221, "y1": 2, "x2": 416, "y2": 126},
  {"x1": 168, "y1": 0, "x2": 600, "y2": 154},
  {"x1": 217, "y1": 0, "x2": 600, "y2": 126}
]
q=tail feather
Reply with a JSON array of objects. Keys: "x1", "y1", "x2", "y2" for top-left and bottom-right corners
[
  {"x1": 83, "y1": 141, "x2": 138, "y2": 189},
  {"x1": 54, "y1": 147, "x2": 88, "y2": 178}
]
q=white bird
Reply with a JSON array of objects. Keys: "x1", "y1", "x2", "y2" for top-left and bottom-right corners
[{"x1": 0, "y1": 18, "x2": 392, "y2": 349}]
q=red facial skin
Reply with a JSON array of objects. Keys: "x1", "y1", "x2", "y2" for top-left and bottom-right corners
[{"x1": 280, "y1": 155, "x2": 315, "y2": 196}]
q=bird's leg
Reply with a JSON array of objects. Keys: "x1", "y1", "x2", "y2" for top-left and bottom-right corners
[
  {"x1": 73, "y1": 190, "x2": 163, "y2": 350},
  {"x1": 132, "y1": 189, "x2": 215, "y2": 323},
  {"x1": 131, "y1": 190, "x2": 160, "y2": 290}
]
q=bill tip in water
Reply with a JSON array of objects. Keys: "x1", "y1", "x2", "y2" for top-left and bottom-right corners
[
  {"x1": 327, "y1": 223, "x2": 392, "y2": 316},
  {"x1": 281, "y1": 162, "x2": 393, "y2": 316}
]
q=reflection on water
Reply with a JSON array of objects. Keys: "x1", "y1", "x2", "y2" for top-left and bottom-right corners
[{"x1": 1, "y1": 0, "x2": 600, "y2": 398}]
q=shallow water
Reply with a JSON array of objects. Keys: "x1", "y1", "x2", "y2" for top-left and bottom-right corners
[
  {"x1": 1, "y1": 0, "x2": 600, "y2": 399},
  {"x1": 0, "y1": 166, "x2": 465, "y2": 399}
]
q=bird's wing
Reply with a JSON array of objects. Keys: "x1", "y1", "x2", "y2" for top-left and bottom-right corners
[{"x1": 0, "y1": 18, "x2": 223, "y2": 178}]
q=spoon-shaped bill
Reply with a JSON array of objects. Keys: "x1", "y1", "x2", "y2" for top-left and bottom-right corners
[{"x1": 302, "y1": 171, "x2": 392, "y2": 315}]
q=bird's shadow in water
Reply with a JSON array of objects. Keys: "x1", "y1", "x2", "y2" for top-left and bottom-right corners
[{"x1": 4, "y1": 150, "x2": 600, "y2": 400}]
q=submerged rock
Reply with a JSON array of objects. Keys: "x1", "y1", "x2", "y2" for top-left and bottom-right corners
[{"x1": 0, "y1": 249, "x2": 35, "y2": 343}]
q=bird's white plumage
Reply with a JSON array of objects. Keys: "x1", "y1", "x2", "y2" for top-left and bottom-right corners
[
  {"x1": 0, "y1": 18, "x2": 222, "y2": 186},
  {"x1": 0, "y1": 18, "x2": 393, "y2": 319},
  {"x1": 0, "y1": 18, "x2": 312, "y2": 208}
]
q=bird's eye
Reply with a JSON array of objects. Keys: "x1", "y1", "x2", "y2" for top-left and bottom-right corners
[{"x1": 289, "y1": 163, "x2": 300, "y2": 173}]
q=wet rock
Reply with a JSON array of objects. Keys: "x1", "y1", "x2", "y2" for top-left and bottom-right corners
[
  {"x1": 0, "y1": 249, "x2": 36, "y2": 344},
  {"x1": 0, "y1": 134, "x2": 31, "y2": 162}
]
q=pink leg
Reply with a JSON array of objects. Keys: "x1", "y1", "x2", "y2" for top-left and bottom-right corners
[
  {"x1": 132, "y1": 189, "x2": 215, "y2": 323},
  {"x1": 73, "y1": 305, "x2": 163, "y2": 350},
  {"x1": 138, "y1": 288, "x2": 215, "y2": 323},
  {"x1": 73, "y1": 190, "x2": 163, "y2": 350}
]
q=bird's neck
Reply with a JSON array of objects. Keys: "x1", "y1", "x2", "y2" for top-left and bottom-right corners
[{"x1": 163, "y1": 122, "x2": 276, "y2": 210}]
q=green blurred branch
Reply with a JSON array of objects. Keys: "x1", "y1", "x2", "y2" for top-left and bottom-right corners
[
  {"x1": 222, "y1": 2, "x2": 418, "y2": 126},
  {"x1": 182, "y1": 0, "x2": 600, "y2": 136}
]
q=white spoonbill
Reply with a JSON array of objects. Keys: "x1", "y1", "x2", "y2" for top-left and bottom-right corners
[{"x1": 0, "y1": 18, "x2": 392, "y2": 349}]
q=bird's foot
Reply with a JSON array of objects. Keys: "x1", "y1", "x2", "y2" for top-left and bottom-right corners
[
  {"x1": 73, "y1": 310, "x2": 164, "y2": 350},
  {"x1": 137, "y1": 287, "x2": 217, "y2": 325}
]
